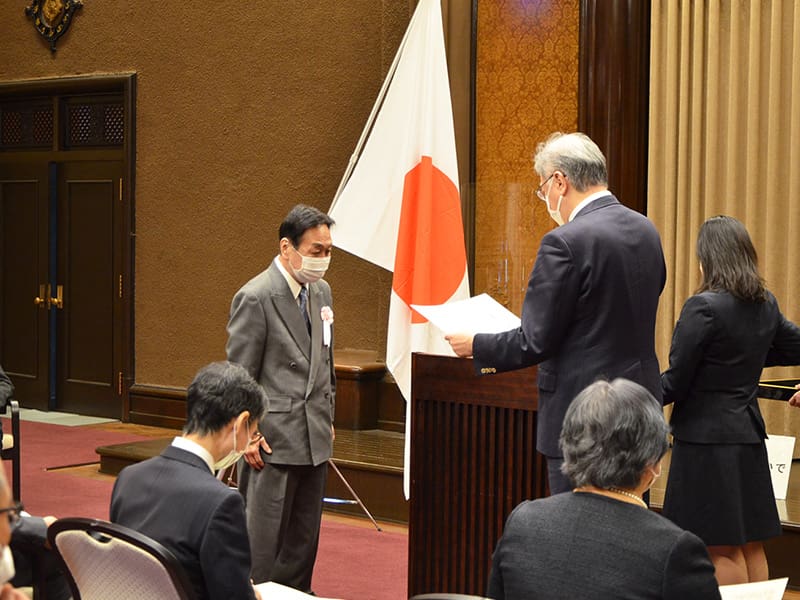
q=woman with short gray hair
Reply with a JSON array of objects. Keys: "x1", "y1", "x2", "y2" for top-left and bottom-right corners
[
  {"x1": 560, "y1": 377, "x2": 668, "y2": 491},
  {"x1": 486, "y1": 379, "x2": 720, "y2": 600}
]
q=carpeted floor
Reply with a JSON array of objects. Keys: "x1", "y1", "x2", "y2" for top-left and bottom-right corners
[{"x1": 1, "y1": 418, "x2": 408, "y2": 599}]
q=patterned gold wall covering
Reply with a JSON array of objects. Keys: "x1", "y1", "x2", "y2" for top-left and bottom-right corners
[{"x1": 475, "y1": 0, "x2": 579, "y2": 315}]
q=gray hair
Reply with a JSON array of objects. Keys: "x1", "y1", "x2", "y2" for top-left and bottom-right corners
[
  {"x1": 533, "y1": 132, "x2": 608, "y2": 192},
  {"x1": 559, "y1": 379, "x2": 669, "y2": 489}
]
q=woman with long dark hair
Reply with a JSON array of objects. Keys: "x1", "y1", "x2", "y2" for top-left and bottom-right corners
[{"x1": 662, "y1": 215, "x2": 800, "y2": 585}]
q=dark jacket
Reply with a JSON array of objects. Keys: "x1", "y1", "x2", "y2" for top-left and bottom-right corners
[
  {"x1": 473, "y1": 196, "x2": 666, "y2": 456},
  {"x1": 663, "y1": 290, "x2": 800, "y2": 443},
  {"x1": 110, "y1": 445, "x2": 257, "y2": 600},
  {"x1": 488, "y1": 492, "x2": 720, "y2": 600}
]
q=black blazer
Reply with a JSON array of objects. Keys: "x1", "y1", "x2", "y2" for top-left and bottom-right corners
[
  {"x1": 473, "y1": 195, "x2": 666, "y2": 456},
  {"x1": 110, "y1": 445, "x2": 257, "y2": 600},
  {"x1": 487, "y1": 492, "x2": 720, "y2": 600},
  {"x1": 663, "y1": 290, "x2": 800, "y2": 443}
]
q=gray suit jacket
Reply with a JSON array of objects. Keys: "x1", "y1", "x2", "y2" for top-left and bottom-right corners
[{"x1": 226, "y1": 258, "x2": 335, "y2": 466}]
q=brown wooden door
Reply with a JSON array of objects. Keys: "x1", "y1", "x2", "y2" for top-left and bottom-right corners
[
  {"x1": 0, "y1": 161, "x2": 50, "y2": 409},
  {"x1": 55, "y1": 160, "x2": 123, "y2": 418}
]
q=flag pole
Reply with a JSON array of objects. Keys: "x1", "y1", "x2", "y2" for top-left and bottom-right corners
[{"x1": 329, "y1": 3, "x2": 423, "y2": 210}]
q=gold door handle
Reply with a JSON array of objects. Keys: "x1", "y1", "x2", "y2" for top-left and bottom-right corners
[
  {"x1": 34, "y1": 284, "x2": 47, "y2": 308},
  {"x1": 48, "y1": 284, "x2": 64, "y2": 310}
]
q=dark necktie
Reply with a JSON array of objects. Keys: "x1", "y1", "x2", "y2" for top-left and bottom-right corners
[{"x1": 298, "y1": 286, "x2": 311, "y2": 334}]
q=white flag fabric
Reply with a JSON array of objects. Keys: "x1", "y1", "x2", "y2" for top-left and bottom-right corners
[{"x1": 329, "y1": 0, "x2": 470, "y2": 497}]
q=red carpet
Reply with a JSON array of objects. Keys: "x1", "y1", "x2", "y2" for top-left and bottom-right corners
[
  {"x1": 1, "y1": 419, "x2": 409, "y2": 599},
  {"x1": 2, "y1": 419, "x2": 149, "y2": 518}
]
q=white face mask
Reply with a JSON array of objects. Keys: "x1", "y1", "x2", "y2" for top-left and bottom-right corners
[
  {"x1": 539, "y1": 177, "x2": 565, "y2": 226},
  {"x1": 548, "y1": 195, "x2": 565, "y2": 226},
  {"x1": 289, "y1": 247, "x2": 330, "y2": 284},
  {"x1": 0, "y1": 546, "x2": 15, "y2": 584},
  {"x1": 214, "y1": 424, "x2": 246, "y2": 472}
]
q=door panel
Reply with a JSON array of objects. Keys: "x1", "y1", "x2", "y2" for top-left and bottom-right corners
[
  {"x1": 0, "y1": 163, "x2": 49, "y2": 409},
  {"x1": 57, "y1": 161, "x2": 122, "y2": 417}
]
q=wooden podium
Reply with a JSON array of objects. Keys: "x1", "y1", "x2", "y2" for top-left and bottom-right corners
[{"x1": 408, "y1": 353, "x2": 546, "y2": 597}]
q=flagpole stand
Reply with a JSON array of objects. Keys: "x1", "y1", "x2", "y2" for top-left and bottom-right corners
[{"x1": 324, "y1": 458, "x2": 382, "y2": 532}]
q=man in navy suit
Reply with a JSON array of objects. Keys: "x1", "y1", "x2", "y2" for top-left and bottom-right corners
[
  {"x1": 447, "y1": 132, "x2": 666, "y2": 495},
  {"x1": 110, "y1": 361, "x2": 266, "y2": 600}
]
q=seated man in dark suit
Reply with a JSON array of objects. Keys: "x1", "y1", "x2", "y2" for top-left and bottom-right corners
[
  {"x1": 0, "y1": 366, "x2": 71, "y2": 599},
  {"x1": 10, "y1": 514, "x2": 72, "y2": 600},
  {"x1": 110, "y1": 361, "x2": 266, "y2": 600}
]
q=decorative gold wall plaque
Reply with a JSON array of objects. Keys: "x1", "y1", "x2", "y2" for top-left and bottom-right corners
[{"x1": 25, "y1": 0, "x2": 83, "y2": 52}]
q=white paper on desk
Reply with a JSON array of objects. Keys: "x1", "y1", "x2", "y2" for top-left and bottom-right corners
[
  {"x1": 718, "y1": 577, "x2": 787, "y2": 600},
  {"x1": 254, "y1": 581, "x2": 342, "y2": 599},
  {"x1": 411, "y1": 293, "x2": 521, "y2": 335},
  {"x1": 764, "y1": 434, "x2": 795, "y2": 500}
]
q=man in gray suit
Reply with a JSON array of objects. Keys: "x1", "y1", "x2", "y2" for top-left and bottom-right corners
[{"x1": 226, "y1": 204, "x2": 336, "y2": 592}]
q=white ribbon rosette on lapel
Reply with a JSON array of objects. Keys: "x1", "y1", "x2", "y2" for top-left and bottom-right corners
[{"x1": 321, "y1": 306, "x2": 334, "y2": 347}]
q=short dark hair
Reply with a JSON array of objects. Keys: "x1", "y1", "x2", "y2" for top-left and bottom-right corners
[
  {"x1": 560, "y1": 379, "x2": 669, "y2": 489},
  {"x1": 696, "y1": 215, "x2": 766, "y2": 303},
  {"x1": 278, "y1": 204, "x2": 335, "y2": 248},
  {"x1": 183, "y1": 361, "x2": 266, "y2": 436}
]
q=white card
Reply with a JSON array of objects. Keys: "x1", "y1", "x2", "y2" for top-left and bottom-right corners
[{"x1": 764, "y1": 434, "x2": 795, "y2": 500}]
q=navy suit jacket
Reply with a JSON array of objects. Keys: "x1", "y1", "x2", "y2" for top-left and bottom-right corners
[
  {"x1": 663, "y1": 290, "x2": 800, "y2": 443},
  {"x1": 110, "y1": 445, "x2": 256, "y2": 600},
  {"x1": 473, "y1": 195, "x2": 666, "y2": 456}
]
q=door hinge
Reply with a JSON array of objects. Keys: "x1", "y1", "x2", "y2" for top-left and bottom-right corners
[
  {"x1": 119, "y1": 274, "x2": 123, "y2": 298},
  {"x1": 118, "y1": 371, "x2": 123, "y2": 395}
]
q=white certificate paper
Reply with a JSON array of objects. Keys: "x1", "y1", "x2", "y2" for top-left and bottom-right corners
[
  {"x1": 718, "y1": 577, "x2": 787, "y2": 600},
  {"x1": 254, "y1": 581, "x2": 341, "y2": 599},
  {"x1": 412, "y1": 293, "x2": 521, "y2": 335}
]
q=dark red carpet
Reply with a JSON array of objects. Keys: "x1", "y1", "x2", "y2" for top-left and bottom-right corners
[{"x1": 2, "y1": 419, "x2": 408, "y2": 599}]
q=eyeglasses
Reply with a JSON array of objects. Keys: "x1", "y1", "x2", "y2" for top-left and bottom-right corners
[
  {"x1": 0, "y1": 502, "x2": 24, "y2": 526},
  {"x1": 535, "y1": 173, "x2": 556, "y2": 201}
]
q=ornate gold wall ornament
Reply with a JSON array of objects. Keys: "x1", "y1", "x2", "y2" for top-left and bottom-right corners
[{"x1": 25, "y1": 0, "x2": 83, "y2": 52}]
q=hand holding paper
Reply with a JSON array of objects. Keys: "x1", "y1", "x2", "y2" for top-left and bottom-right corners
[
  {"x1": 412, "y1": 293, "x2": 521, "y2": 357},
  {"x1": 445, "y1": 332, "x2": 474, "y2": 357}
]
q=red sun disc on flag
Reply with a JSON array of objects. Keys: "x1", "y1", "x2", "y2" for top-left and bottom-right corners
[{"x1": 393, "y1": 156, "x2": 467, "y2": 323}]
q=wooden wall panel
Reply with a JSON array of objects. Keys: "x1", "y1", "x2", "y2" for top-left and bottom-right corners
[
  {"x1": 408, "y1": 354, "x2": 546, "y2": 597},
  {"x1": 474, "y1": 1, "x2": 580, "y2": 315},
  {"x1": 579, "y1": 0, "x2": 651, "y2": 215}
]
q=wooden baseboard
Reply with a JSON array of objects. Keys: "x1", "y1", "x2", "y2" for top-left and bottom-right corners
[
  {"x1": 127, "y1": 384, "x2": 185, "y2": 429},
  {"x1": 129, "y1": 352, "x2": 407, "y2": 435}
]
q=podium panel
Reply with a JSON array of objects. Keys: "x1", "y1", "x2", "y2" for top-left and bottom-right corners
[{"x1": 408, "y1": 353, "x2": 545, "y2": 597}]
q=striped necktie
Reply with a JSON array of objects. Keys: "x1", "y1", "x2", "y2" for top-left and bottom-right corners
[{"x1": 298, "y1": 286, "x2": 311, "y2": 334}]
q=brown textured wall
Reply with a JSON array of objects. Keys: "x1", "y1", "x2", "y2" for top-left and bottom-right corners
[
  {"x1": 475, "y1": 1, "x2": 579, "y2": 314},
  {"x1": 1, "y1": 2, "x2": 409, "y2": 386}
]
